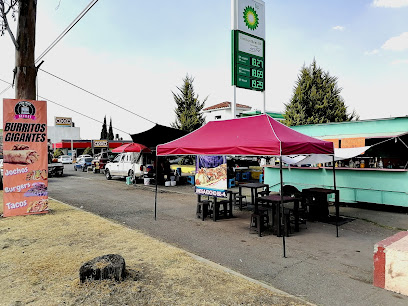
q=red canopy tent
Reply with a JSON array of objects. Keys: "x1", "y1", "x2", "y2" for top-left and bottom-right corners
[
  {"x1": 156, "y1": 114, "x2": 333, "y2": 156},
  {"x1": 155, "y1": 115, "x2": 337, "y2": 257},
  {"x1": 112, "y1": 142, "x2": 151, "y2": 153}
]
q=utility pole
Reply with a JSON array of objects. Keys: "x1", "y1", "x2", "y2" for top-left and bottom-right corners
[{"x1": 14, "y1": 0, "x2": 37, "y2": 100}]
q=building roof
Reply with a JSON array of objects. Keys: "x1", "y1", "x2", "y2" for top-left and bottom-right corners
[{"x1": 203, "y1": 101, "x2": 251, "y2": 111}]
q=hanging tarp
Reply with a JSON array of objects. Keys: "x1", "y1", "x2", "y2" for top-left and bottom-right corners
[
  {"x1": 130, "y1": 124, "x2": 188, "y2": 149},
  {"x1": 282, "y1": 146, "x2": 371, "y2": 166},
  {"x1": 157, "y1": 115, "x2": 334, "y2": 156}
]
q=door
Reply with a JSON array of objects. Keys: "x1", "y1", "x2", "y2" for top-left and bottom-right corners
[{"x1": 109, "y1": 154, "x2": 122, "y2": 176}]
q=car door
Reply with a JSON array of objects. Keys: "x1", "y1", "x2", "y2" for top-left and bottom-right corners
[
  {"x1": 109, "y1": 154, "x2": 122, "y2": 176},
  {"x1": 118, "y1": 153, "x2": 132, "y2": 176}
]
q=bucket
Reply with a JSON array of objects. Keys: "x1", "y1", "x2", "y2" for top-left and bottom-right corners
[
  {"x1": 144, "y1": 178, "x2": 151, "y2": 185},
  {"x1": 165, "y1": 181, "x2": 171, "y2": 187},
  {"x1": 126, "y1": 176, "x2": 133, "y2": 185},
  {"x1": 171, "y1": 180, "x2": 176, "y2": 186}
]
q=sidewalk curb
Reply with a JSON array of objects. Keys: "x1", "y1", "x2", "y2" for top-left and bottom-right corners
[
  {"x1": 187, "y1": 251, "x2": 314, "y2": 305},
  {"x1": 50, "y1": 196, "x2": 313, "y2": 305}
]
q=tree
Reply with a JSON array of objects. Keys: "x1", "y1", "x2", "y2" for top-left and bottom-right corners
[
  {"x1": 53, "y1": 148, "x2": 63, "y2": 158},
  {"x1": 83, "y1": 147, "x2": 92, "y2": 155},
  {"x1": 108, "y1": 117, "x2": 114, "y2": 140},
  {"x1": 171, "y1": 74, "x2": 207, "y2": 133},
  {"x1": 1, "y1": 0, "x2": 37, "y2": 99},
  {"x1": 283, "y1": 59, "x2": 358, "y2": 126},
  {"x1": 100, "y1": 116, "x2": 108, "y2": 139}
]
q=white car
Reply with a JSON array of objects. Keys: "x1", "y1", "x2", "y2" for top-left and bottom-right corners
[{"x1": 58, "y1": 155, "x2": 73, "y2": 164}]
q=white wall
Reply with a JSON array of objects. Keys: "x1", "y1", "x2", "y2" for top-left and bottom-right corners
[
  {"x1": 204, "y1": 108, "x2": 250, "y2": 122},
  {"x1": 48, "y1": 126, "x2": 81, "y2": 143}
]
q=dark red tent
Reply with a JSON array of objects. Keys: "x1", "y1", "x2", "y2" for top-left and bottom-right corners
[
  {"x1": 157, "y1": 114, "x2": 334, "y2": 156},
  {"x1": 154, "y1": 115, "x2": 338, "y2": 257}
]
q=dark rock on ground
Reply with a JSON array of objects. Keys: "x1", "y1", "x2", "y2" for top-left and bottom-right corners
[{"x1": 79, "y1": 254, "x2": 126, "y2": 283}]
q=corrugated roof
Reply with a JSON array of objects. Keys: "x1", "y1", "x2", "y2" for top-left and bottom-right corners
[{"x1": 203, "y1": 101, "x2": 251, "y2": 111}]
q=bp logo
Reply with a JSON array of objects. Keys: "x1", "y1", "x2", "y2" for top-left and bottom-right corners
[
  {"x1": 243, "y1": 6, "x2": 259, "y2": 31},
  {"x1": 14, "y1": 100, "x2": 36, "y2": 120}
]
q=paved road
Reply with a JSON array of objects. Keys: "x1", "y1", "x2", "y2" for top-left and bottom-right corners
[{"x1": 49, "y1": 167, "x2": 408, "y2": 306}]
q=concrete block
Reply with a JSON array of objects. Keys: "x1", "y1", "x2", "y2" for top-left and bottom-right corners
[{"x1": 374, "y1": 231, "x2": 408, "y2": 296}]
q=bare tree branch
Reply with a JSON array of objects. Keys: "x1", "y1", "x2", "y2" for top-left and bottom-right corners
[{"x1": 0, "y1": 0, "x2": 19, "y2": 49}]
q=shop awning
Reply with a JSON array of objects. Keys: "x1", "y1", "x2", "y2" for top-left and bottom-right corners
[{"x1": 156, "y1": 114, "x2": 334, "y2": 156}]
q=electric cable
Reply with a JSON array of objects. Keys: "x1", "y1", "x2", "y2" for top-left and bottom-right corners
[
  {"x1": 35, "y1": 0, "x2": 99, "y2": 64},
  {"x1": 40, "y1": 68, "x2": 157, "y2": 124},
  {"x1": 0, "y1": 77, "x2": 130, "y2": 135}
]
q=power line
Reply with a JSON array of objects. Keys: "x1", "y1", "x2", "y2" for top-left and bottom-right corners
[
  {"x1": 38, "y1": 94, "x2": 130, "y2": 135},
  {"x1": 40, "y1": 69, "x2": 157, "y2": 125},
  {"x1": 0, "y1": 77, "x2": 130, "y2": 135},
  {"x1": 1, "y1": 1, "x2": 100, "y2": 94},
  {"x1": 35, "y1": 0, "x2": 100, "y2": 64}
]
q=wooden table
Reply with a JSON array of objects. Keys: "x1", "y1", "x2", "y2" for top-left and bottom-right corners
[
  {"x1": 301, "y1": 187, "x2": 340, "y2": 237},
  {"x1": 256, "y1": 194, "x2": 301, "y2": 237},
  {"x1": 238, "y1": 183, "x2": 269, "y2": 211},
  {"x1": 197, "y1": 193, "x2": 234, "y2": 222}
]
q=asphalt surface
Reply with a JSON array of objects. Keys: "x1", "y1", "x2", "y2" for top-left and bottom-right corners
[{"x1": 49, "y1": 167, "x2": 408, "y2": 306}]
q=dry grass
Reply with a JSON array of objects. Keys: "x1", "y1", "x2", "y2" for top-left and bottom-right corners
[{"x1": 0, "y1": 193, "x2": 307, "y2": 305}]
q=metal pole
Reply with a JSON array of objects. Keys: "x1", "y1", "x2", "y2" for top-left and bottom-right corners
[
  {"x1": 262, "y1": 90, "x2": 266, "y2": 114},
  {"x1": 332, "y1": 155, "x2": 339, "y2": 237},
  {"x1": 154, "y1": 155, "x2": 159, "y2": 220},
  {"x1": 280, "y1": 155, "x2": 286, "y2": 258},
  {"x1": 71, "y1": 120, "x2": 74, "y2": 160},
  {"x1": 232, "y1": 85, "x2": 237, "y2": 119}
]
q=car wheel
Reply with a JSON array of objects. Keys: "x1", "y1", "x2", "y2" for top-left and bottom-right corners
[
  {"x1": 74, "y1": 167, "x2": 77, "y2": 171},
  {"x1": 82, "y1": 166, "x2": 86, "y2": 172},
  {"x1": 105, "y1": 169, "x2": 111, "y2": 180}
]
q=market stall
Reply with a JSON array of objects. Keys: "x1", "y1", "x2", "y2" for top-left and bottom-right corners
[{"x1": 155, "y1": 114, "x2": 335, "y2": 257}]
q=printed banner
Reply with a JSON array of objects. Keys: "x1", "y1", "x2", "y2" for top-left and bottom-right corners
[
  {"x1": 195, "y1": 155, "x2": 227, "y2": 198},
  {"x1": 3, "y1": 99, "x2": 48, "y2": 217}
]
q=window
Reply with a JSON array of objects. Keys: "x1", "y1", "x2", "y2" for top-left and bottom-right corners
[{"x1": 215, "y1": 115, "x2": 221, "y2": 120}]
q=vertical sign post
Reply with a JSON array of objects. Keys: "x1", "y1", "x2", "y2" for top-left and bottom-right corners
[
  {"x1": 231, "y1": 0, "x2": 266, "y2": 115},
  {"x1": 3, "y1": 99, "x2": 48, "y2": 217}
]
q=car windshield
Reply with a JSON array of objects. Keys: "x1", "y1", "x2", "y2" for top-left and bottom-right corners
[{"x1": 84, "y1": 158, "x2": 93, "y2": 162}]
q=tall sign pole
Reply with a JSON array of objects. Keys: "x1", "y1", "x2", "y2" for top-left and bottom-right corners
[{"x1": 231, "y1": 0, "x2": 266, "y2": 116}]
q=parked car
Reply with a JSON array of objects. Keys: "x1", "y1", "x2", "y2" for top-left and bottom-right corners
[
  {"x1": 91, "y1": 152, "x2": 118, "y2": 173},
  {"x1": 104, "y1": 152, "x2": 153, "y2": 182},
  {"x1": 74, "y1": 157, "x2": 93, "y2": 172},
  {"x1": 58, "y1": 155, "x2": 73, "y2": 164}
]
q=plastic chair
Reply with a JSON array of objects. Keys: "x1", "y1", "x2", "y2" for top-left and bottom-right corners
[
  {"x1": 241, "y1": 172, "x2": 250, "y2": 181},
  {"x1": 235, "y1": 172, "x2": 241, "y2": 182},
  {"x1": 228, "y1": 178, "x2": 235, "y2": 188},
  {"x1": 187, "y1": 175, "x2": 195, "y2": 185}
]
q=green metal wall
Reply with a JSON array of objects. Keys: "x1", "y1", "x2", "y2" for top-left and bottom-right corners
[{"x1": 265, "y1": 167, "x2": 408, "y2": 207}]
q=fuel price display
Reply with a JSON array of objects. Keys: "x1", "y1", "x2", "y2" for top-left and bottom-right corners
[{"x1": 232, "y1": 31, "x2": 265, "y2": 92}]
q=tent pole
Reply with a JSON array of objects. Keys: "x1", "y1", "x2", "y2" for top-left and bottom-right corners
[
  {"x1": 154, "y1": 155, "x2": 159, "y2": 220},
  {"x1": 332, "y1": 155, "x2": 338, "y2": 237},
  {"x1": 280, "y1": 155, "x2": 286, "y2": 258}
]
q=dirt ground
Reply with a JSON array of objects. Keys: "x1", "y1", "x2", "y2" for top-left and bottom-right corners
[{"x1": 0, "y1": 193, "x2": 309, "y2": 306}]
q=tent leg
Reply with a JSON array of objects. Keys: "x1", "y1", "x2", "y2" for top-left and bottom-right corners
[
  {"x1": 333, "y1": 155, "x2": 338, "y2": 237},
  {"x1": 280, "y1": 156, "x2": 286, "y2": 258},
  {"x1": 154, "y1": 156, "x2": 159, "y2": 220}
]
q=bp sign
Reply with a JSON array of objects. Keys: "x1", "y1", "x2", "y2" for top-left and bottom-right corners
[{"x1": 232, "y1": 0, "x2": 265, "y2": 92}]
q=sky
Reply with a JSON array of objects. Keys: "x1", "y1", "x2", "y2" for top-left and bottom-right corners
[{"x1": 0, "y1": 0, "x2": 407, "y2": 140}]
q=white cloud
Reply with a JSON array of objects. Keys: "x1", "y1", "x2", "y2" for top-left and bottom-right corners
[
  {"x1": 382, "y1": 32, "x2": 408, "y2": 51},
  {"x1": 372, "y1": 0, "x2": 408, "y2": 8},
  {"x1": 364, "y1": 49, "x2": 380, "y2": 55},
  {"x1": 332, "y1": 25, "x2": 345, "y2": 31},
  {"x1": 391, "y1": 59, "x2": 408, "y2": 64}
]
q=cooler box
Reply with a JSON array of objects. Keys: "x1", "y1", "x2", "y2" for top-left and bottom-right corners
[{"x1": 126, "y1": 176, "x2": 133, "y2": 185}]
